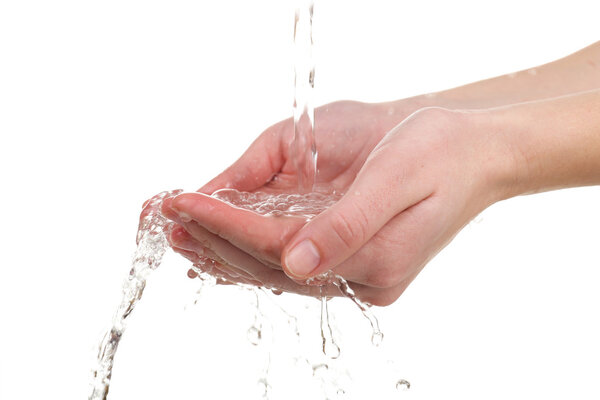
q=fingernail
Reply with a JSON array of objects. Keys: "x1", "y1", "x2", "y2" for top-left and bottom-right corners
[
  {"x1": 285, "y1": 239, "x2": 321, "y2": 278},
  {"x1": 177, "y1": 211, "x2": 192, "y2": 222},
  {"x1": 171, "y1": 197, "x2": 193, "y2": 222}
]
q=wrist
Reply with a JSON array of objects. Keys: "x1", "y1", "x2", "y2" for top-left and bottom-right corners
[{"x1": 486, "y1": 90, "x2": 600, "y2": 199}]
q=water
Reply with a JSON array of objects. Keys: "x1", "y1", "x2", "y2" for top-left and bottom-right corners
[
  {"x1": 320, "y1": 287, "x2": 341, "y2": 359},
  {"x1": 396, "y1": 379, "x2": 411, "y2": 391},
  {"x1": 292, "y1": 0, "x2": 317, "y2": 193},
  {"x1": 247, "y1": 289, "x2": 264, "y2": 346},
  {"x1": 208, "y1": 189, "x2": 385, "y2": 352},
  {"x1": 198, "y1": 188, "x2": 399, "y2": 395},
  {"x1": 89, "y1": 189, "x2": 182, "y2": 400},
  {"x1": 211, "y1": 189, "x2": 339, "y2": 219}
]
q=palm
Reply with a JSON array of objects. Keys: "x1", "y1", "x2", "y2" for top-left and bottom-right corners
[
  {"x1": 201, "y1": 100, "x2": 410, "y2": 195},
  {"x1": 166, "y1": 100, "x2": 418, "y2": 299}
]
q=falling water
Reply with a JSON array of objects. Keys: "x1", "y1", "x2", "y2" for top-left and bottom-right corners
[
  {"x1": 89, "y1": 190, "x2": 182, "y2": 400},
  {"x1": 292, "y1": 0, "x2": 317, "y2": 193}
]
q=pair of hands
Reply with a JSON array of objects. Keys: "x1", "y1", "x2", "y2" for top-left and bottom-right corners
[
  {"x1": 156, "y1": 100, "x2": 509, "y2": 306},
  {"x1": 139, "y1": 42, "x2": 600, "y2": 306}
]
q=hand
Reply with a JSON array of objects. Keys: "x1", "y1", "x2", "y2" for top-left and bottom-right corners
[
  {"x1": 165, "y1": 105, "x2": 512, "y2": 305},
  {"x1": 166, "y1": 88, "x2": 600, "y2": 306},
  {"x1": 161, "y1": 42, "x2": 600, "y2": 305},
  {"x1": 162, "y1": 100, "x2": 421, "y2": 295}
]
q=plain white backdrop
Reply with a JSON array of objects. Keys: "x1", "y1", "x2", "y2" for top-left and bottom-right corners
[{"x1": 0, "y1": 0, "x2": 599, "y2": 399}]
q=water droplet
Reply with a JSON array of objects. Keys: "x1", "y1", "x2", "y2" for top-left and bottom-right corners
[
  {"x1": 312, "y1": 363, "x2": 329, "y2": 376},
  {"x1": 323, "y1": 340, "x2": 341, "y2": 359},
  {"x1": 396, "y1": 379, "x2": 411, "y2": 391},
  {"x1": 371, "y1": 331, "x2": 384, "y2": 346},
  {"x1": 257, "y1": 378, "x2": 270, "y2": 398},
  {"x1": 247, "y1": 326, "x2": 262, "y2": 346}
]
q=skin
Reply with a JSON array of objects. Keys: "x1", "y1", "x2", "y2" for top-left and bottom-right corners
[{"x1": 157, "y1": 41, "x2": 600, "y2": 306}]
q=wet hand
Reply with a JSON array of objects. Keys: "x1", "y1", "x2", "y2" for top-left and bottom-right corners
[
  {"x1": 165, "y1": 106, "x2": 514, "y2": 305},
  {"x1": 165, "y1": 100, "x2": 422, "y2": 297}
]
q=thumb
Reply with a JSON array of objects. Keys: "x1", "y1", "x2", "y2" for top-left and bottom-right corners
[{"x1": 281, "y1": 149, "x2": 430, "y2": 280}]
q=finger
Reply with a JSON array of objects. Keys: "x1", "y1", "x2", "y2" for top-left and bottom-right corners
[
  {"x1": 281, "y1": 135, "x2": 432, "y2": 279},
  {"x1": 169, "y1": 225, "x2": 215, "y2": 259},
  {"x1": 171, "y1": 246, "x2": 202, "y2": 264},
  {"x1": 170, "y1": 225, "x2": 261, "y2": 283},
  {"x1": 161, "y1": 197, "x2": 182, "y2": 223},
  {"x1": 177, "y1": 220, "x2": 342, "y2": 296},
  {"x1": 181, "y1": 220, "x2": 283, "y2": 280},
  {"x1": 172, "y1": 244, "x2": 258, "y2": 286},
  {"x1": 175, "y1": 242, "x2": 342, "y2": 298},
  {"x1": 198, "y1": 120, "x2": 290, "y2": 194},
  {"x1": 171, "y1": 192, "x2": 306, "y2": 265}
]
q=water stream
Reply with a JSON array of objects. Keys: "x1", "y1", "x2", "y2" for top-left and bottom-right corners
[
  {"x1": 89, "y1": 190, "x2": 182, "y2": 400},
  {"x1": 292, "y1": 0, "x2": 317, "y2": 193}
]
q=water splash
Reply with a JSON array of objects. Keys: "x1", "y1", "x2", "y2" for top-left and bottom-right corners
[{"x1": 91, "y1": 187, "x2": 403, "y2": 398}]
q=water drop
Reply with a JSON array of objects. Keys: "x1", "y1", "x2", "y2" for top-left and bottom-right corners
[
  {"x1": 371, "y1": 331, "x2": 384, "y2": 346},
  {"x1": 312, "y1": 363, "x2": 329, "y2": 376},
  {"x1": 323, "y1": 340, "x2": 341, "y2": 359},
  {"x1": 396, "y1": 379, "x2": 411, "y2": 391},
  {"x1": 257, "y1": 378, "x2": 270, "y2": 399},
  {"x1": 247, "y1": 326, "x2": 262, "y2": 346}
]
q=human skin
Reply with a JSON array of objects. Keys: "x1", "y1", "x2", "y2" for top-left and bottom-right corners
[{"x1": 160, "y1": 42, "x2": 600, "y2": 306}]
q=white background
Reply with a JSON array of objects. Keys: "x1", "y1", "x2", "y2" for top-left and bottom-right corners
[{"x1": 1, "y1": 0, "x2": 599, "y2": 399}]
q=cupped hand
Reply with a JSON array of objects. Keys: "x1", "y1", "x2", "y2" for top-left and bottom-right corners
[
  {"x1": 163, "y1": 100, "x2": 417, "y2": 295},
  {"x1": 199, "y1": 100, "x2": 417, "y2": 194},
  {"x1": 166, "y1": 105, "x2": 515, "y2": 305}
]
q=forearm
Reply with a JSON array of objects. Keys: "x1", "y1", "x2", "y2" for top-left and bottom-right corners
[
  {"x1": 490, "y1": 89, "x2": 600, "y2": 199},
  {"x1": 409, "y1": 41, "x2": 600, "y2": 110}
]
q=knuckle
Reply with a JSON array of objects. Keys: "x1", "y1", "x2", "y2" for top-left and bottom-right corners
[{"x1": 327, "y1": 207, "x2": 369, "y2": 252}]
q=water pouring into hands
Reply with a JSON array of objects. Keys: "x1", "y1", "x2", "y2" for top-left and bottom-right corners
[{"x1": 160, "y1": 101, "x2": 504, "y2": 306}]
